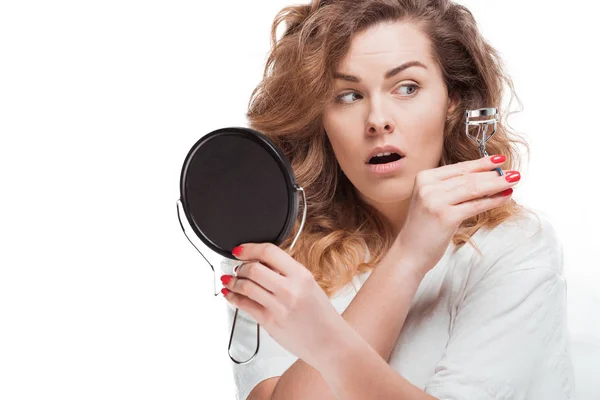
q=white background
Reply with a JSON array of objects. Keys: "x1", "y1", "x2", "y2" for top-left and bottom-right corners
[{"x1": 1, "y1": 0, "x2": 599, "y2": 399}]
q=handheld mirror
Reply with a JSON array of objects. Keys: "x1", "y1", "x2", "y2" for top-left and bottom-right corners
[{"x1": 176, "y1": 127, "x2": 307, "y2": 364}]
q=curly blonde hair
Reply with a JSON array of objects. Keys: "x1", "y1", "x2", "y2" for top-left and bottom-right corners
[{"x1": 245, "y1": 0, "x2": 532, "y2": 297}]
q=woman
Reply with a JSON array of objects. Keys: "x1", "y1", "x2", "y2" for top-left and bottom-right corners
[{"x1": 218, "y1": 0, "x2": 575, "y2": 398}]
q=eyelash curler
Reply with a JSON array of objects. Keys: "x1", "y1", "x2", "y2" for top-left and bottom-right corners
[{"x1": 465, "y1": 107, "x2": 504, "y2": 177}]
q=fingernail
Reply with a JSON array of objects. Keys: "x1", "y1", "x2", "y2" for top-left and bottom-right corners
[
  {"x1": 232, "y1": 246, "x2": 243, "y2": 257},
  {"x1": 505, "y1": 171, "x2": 521, "y2": 183},
  {"x1": 500, "y1": 188, "x2": 513, "y2": 196},
  {"x1": 220, "y1": 275, "x2": 232, "y2": 285},
  {"x1": 491, "y1": 155, "x2": 506, "y2": 164},
  {"x1": 221, "y1": 288, "x2": 229, "y2": 296}
]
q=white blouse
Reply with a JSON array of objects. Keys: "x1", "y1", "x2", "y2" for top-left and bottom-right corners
[{"x1": 219, "y1": 211, "x2": 575, "y2": 400}]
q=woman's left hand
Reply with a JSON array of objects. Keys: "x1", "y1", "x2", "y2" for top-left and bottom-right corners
[{"x1": 221, "y1": 242, "x2": 346, "y2": 369}]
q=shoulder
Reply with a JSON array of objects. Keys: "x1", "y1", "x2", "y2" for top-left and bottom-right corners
[
  {"x1": 477, "y1": 209, "x2": 554, "y2": 244},
  {"x1": 454, "y1": 210, "x2": 565, "y2": 287},
  {"x1": 428, "y1": 212, "x2": 575, "y2": 399}
]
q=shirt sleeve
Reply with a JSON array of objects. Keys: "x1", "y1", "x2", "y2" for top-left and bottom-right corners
[
  {"x1": 219, "y1": 257, "x2": 298, "y2": 400},
  {"x1": 424, "y1": 214, "x2": 575, "y2": 399}
]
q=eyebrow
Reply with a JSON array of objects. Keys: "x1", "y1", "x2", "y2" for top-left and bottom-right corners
[{"x1": 333, "y1": 61, "x2": 428, "y2": 83}]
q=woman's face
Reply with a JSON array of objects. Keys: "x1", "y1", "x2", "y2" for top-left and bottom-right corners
[{"x1": 322, "y1": 20, "x2": 457, "y2": 217}]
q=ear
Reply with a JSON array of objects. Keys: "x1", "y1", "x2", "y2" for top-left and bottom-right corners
[{"x1": 447, "y1": 92, "x2": 459, "y2": 115}]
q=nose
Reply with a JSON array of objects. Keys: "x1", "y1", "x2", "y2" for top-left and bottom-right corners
[
  {"x1": 366, "y1": 100, "x2": 394, "y2": 136},
  {"x1": 367, "y1": 121, "x2": 394, "y2": 135}
]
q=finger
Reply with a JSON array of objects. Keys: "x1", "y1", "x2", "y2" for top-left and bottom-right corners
[
  {"x1": 231, "y1": 243, "x2": 295, "y2": 276},
  {"x1": 223, "y1": 290, "x2": 267, "y2": 325},
  {"x1": 224, "y1": 274, "x2": 281, "y2": 311},
  {"x1": 438, "y1": 169, "x2": 519, "y2": 204},
  {"x1": 233, "y1": 261, "x2": 286, "y2": 294},
  {"x1": 424, "y1": 155, "x2": 507, "y2": 184},
  {"x1": 451, "y1": 187, "x2": 514, "y2": 221}
]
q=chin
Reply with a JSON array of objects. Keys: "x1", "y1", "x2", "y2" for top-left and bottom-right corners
[{"x1": 356, "y1": 182, "x2": 411, "y2": 204}]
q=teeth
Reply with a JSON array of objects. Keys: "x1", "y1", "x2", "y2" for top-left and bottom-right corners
[{"x1": 373, "y1": 152, "x2": 392, "y2": 157}]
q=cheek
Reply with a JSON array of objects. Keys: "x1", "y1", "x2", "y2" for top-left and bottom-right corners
[
  {"x1": 402, "y1": 104, "x2": 446, "y2": 167},
  {"x1": 323, "y1": 114, "x2": 359, "y2": 164},
  {"x1": 327, "y1": 134, "x2": 357, "y2": 172},
  {"x1": 407, "y1": 94, "x2": 446, "y2": 143},
  {"x1": 404, "y1": 117, "x2": 444, "y2": 152}
]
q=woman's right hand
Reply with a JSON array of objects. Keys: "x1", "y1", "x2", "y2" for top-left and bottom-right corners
[{"x1": 394, "y1": 155, "x2": 520, "y2": 276}]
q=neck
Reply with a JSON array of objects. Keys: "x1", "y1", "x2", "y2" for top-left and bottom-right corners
[{"x1": 364, "y1": 197, "x2": 411, "y2": 238}]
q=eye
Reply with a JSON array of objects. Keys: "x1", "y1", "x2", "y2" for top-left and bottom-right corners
[
  {"x1": 334, "y1": 92, "x2": 362, "y2": 104},
  {"x1": 396, "y1": 83, "x2": 420, "y2": 96},
  {"x1": 334, "y1": 83, "x2": 420, "y2": 105}
]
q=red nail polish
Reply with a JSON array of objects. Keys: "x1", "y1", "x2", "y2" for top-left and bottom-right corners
[
  {"x1": 221, "y1": 288, "x2": 229, "y2": 296},
  {"x1": 491, "y1": 155, "x2": 506, "y2": 164},
  {"x1": 232, "y1": 246, "x2": 243, "y2": 257},
  {"x1": 505, "y1": 171, "x2": 521, "y2": 183},
  {"x1": 221, "y1": 275, "x2": 232, "y2": 285},
  {"x1": 499, "y1": 188, "x2": 513, "y2": 196}
]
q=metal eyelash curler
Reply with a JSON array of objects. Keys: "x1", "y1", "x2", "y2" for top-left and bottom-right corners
[{"x1": 465, "y1": 107, "x2": 504, "y2": 177}]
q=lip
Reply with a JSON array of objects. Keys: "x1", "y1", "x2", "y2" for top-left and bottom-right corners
[
  {"x1": 366, "y1": 156, "x2": 405, "y2": 175},
  {"x1": 365, "y1": 145, "x2": 405, "y2": 163}
]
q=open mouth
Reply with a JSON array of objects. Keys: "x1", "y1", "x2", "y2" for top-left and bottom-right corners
[{"x1": 368, "y1": 153, "x2": 403, "y2": 165}]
